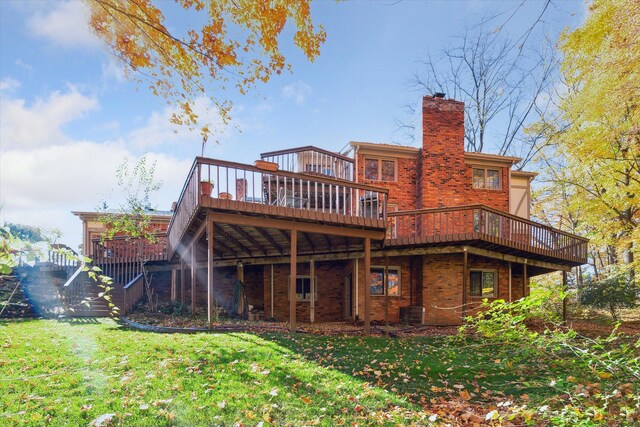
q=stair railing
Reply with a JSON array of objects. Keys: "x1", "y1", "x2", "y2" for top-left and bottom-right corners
[
  {"x1": 122, "y1": 273, "x2": 145, "y2": 315},
  {"x1": 61, "y1": 261, "x2": 87, "y2": 314}
]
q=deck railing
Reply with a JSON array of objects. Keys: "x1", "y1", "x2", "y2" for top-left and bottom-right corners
[
  {"x1": 47, "y1": 244, "x2": 79, "y2": 267},
  {"x1": 122, "y1": 273, "x2": 145, "y2": 315},
  {"x1": 387, "y1": 205, "x2": 588, "y2": 263},
  {"x1": 61, "y1": 262, "x2": 87, "y2": 312},
  {"x1": 91, "y1": 234, "x2": 166, "y2": 285},
  {"x1": 261, "y1": 146, "x2": 354, "y2": 181},
  {"x1": 167, "y1": 157, "x2": 389, "y2": 258}
]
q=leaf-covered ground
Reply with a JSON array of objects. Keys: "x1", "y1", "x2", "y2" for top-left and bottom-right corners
[{"x1": 0, "y1": 319, "x2": 636, "y2": 426}]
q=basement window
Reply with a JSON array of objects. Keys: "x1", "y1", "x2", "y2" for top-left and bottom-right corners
[
  {"x1": 472, "y1": 168, "x2": 501, "y2": 190},
  {"x1": 469, "y1": 270, "x2": 497, "y2": 297},
  {"x1": 370, "y1": 266, "x2": 401, "y2": 297},
  {"x1": 288, "y1": 276, "x2": 318, "y2": 302},
  {"x1": 364, "y1": 158, "x2": 396, "y2": 182}
]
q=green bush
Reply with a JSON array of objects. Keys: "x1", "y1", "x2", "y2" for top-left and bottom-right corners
[{"x1": 580, "y1": 268, "x2": 638, "y2": 321}]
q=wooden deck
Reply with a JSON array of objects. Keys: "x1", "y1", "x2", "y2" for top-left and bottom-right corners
[
  {"x1": 167, "y1": 157, "x2": 390, "y2": 261},
  {"x1": 386, "y1": 205, "x2": 588, "y2": 265},
  {"x1": 166, "y1": 158, "x2": 587, "y2": 267}
]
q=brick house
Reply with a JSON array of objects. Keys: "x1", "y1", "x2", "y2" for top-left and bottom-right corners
[{"x1": 73, "y1": 95, "x2": 587, "y2": 330}]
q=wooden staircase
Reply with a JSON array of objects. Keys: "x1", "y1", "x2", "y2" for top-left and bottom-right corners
[{"x1": 23, "y1": 247, "x2": 125, "y2": 318}]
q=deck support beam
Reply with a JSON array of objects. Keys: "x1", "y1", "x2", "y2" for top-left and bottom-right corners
[
  {"x1": 508, "y1": 261, "x2": 512, "y2": 302},
  {"x1": 289, "y1": 230, "x2": 297, "y2": 333},
  {"x1": 183, "y1": 245, "x2": 571, "y2": 274},
  {"x1": 208, "y1": 211, "x2": 385, "y2": 240},
  {"x1": 523, "y1": 262, "x2": 528, "y2": 297},
  {"x1": 207, "y1": 219, "x2": 215, "y2": 327},
  {"x1": 562, "y1": 270, "x2": 568, "y2": 322},
  {"x1": 462, "y1": 249, "x2": 468, "y2": 322},
  {"x1": 180, "y1": 261, "x2": 185, "y2": 305},
  {"x1": 191, "y1": 246, "x2": 196, "y2": 315},
  {"x1": 364, "y1": 237, "x2": 371, "y2": 335},
  {"x1": 270, "y1": 264, "x2": 275, "y2": 318},
  {"x1": 310, "y1": 258, "x2": 315, "y2": 323},
  {"x1": 171, "y1": 269, "x2": 177, "y2": 301}
]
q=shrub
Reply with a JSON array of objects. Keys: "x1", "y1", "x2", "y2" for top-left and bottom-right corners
[{"x1": 580, "y1": 268, "x2": 638, "y2": 321}]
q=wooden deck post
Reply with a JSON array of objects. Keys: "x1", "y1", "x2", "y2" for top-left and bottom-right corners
[
  {"x1": 384, "y1": 257, "x2": 389, "y2": 325},
  {"x1": 289, "y1": 229, "x2": 297, "y2": 333},
  {"x1": 523, "y1": 262, "x2": 528, "y2": 297},
  {"x1": 310, "y1": 258, "x2": 315, "y2": 323},
  {"x1": 171, "y1": 269, "x2": 177, "y2": 301},
  {"x1": 180, "y1": 261, "x2": 185, "y2": 305},
  {"x1": 270, "y1": 264, "x2": 274, "y2": 319},
  {"x1": 364, "y1": 237, "x2": 371, "y2": 335},
  {"x1": 462, "y1": 248, "x2": 468, "y2": 321},
  {"x1": 237, "y1": 261, "x2": 244, "y2": 283},
  {"x1": 207, "y1": 220, "x2": 215, "y2": 327},
  {"x1": 508, "y1": 261, "x2": 512, "y2": 302},
  {"x1": 562, "y1": 270, "x2": 568, "y2": 322},
  {"x1": 191, "y1": 246, "x2": 196, "y2": 315}
]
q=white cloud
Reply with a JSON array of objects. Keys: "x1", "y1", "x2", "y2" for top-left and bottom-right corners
[
  {"x1": 282, "y1": 81, "x2": 312, "y2": 106},
  {"x1": 27, "y1": 1, "x2": 99, "y2": 49},
  {"x1": 0, "y1": 86, "x2": 98, "y2": 150},
  {"x1": 101, "y1": 58, "x2": 128, "y2": 83},
  {"x1": 15, "y1": 59, "x2": 34, "y2": 76},
  {"x1": 127, "y1": 96, "x2": 230, "y2": 150},
  {"x1": 0, "y1": 78, "x2": 20, "y2": 92},
  {"x1": 0, "y1": 142, "x2": 191, "y2": 248}
]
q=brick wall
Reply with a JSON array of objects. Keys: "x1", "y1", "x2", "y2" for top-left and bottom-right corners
[
  {"x1": 419, "y1": 97, "x2": 467, "y2": 208},
  {"x1": 264, "y1": 261, "x2": 347, "y2": 322},
  {"x1": 422, "y1": 254, "x2": 464, "y2": 325},
  {"x1": 422, "y1": 253, "x2": 530, "y2": 325},
  {"x1": 462, "y1": 165, "x2": 510, "y2": 211},
  {"x1": 180, "y1": 265, "x2": 264, "y2": 314},
  {"x1": 354, "y1": 256, "x2": 414, "y2": 323},
  {"x1": 353, "y1": 96, "x2": 512, "y2": 217},
  {"x1": 355, "y1": 156, "x2": 419, "y2": 212},
  {"x1": 170, "y1": 253, "x2": 529, "y2": 325}
]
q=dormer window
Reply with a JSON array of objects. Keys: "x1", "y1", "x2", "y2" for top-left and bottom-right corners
[
  {"x1": 364, "y1": 158, "x2": 396, "y2": 182},
  {"x1": 472, "y1": 168, "x2": 501, "y2": 190}
]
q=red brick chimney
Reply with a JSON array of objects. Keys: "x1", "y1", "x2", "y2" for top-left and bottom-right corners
[{"x1": 418, "y1": 95, "x2": 467, "y2": 208}]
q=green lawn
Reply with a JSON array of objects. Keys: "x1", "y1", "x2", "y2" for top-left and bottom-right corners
[{"x1": 0, "y1": 319, "x2": 626, "y2": 426}]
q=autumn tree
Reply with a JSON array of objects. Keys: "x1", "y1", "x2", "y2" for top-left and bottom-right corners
[
  {"x1": 534, "y1": 0, "x2": 639, "y2": 285},
  {"x1": 86, "y1": 0, "x2": 326, "y2": 138}
]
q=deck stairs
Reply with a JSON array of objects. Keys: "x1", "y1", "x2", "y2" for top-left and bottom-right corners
[{"x1": 19, "y1": 248, "x2": 126, "y2": 318}]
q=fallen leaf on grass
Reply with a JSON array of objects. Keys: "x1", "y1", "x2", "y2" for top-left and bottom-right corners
[
  {"x1": 89, "y1": 413, "x2": 115, "y2": 427},
  {"x1": 459, "y1": 390, "x2": 471, "y2": 400}
]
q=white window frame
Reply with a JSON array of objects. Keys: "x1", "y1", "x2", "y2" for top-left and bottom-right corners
[{"x1": 472, "y1": 167, "x2": 501, "y2": 190}]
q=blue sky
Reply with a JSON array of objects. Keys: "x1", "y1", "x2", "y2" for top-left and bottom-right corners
[{"x1": 0, "y1": 0, "x2": 584, "y2": 248}]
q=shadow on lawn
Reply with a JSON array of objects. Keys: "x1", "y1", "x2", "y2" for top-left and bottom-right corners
[
  {"x1": 56, "y1": 316, "x2": 102, "y2": 325},
  {"x1": 0, "y1": 317, "x2": 44, "y2": 326}
]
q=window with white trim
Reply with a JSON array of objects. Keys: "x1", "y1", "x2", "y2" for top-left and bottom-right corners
[
  {"x1": 469, "y1": 270, "x2": 497, "y2": 297},
  {"x1": 370, "y1": 266, "x2": 401, "y2": 296},
  {"x1": 364, "y1": 158, "x2": 396, "y2": 182},
  {"x1": 472, "y1": 168, "x2": 501, "y2": 190}
]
